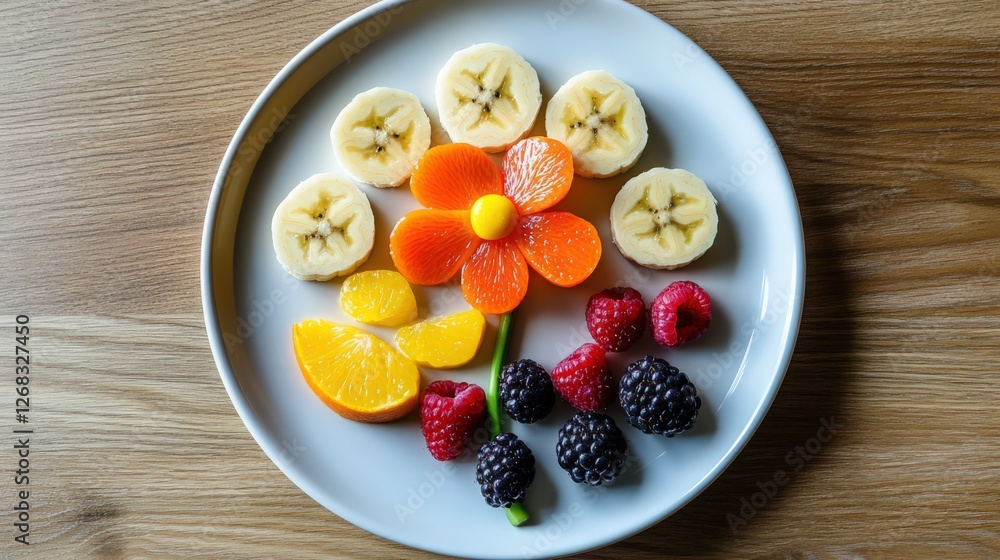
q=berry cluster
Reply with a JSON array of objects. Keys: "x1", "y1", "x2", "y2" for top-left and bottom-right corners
[
  {"x1": 476, "y1": 433, "x2": 536, "y2": 508},
  {"x1": 588, "y1": 281, "x2": 712, "y2": 352},
  {"x1": 420, "y1": 380, "x2": 486, "y2": 461},
  {"x1": 499, "y1": 359, "x2": 554, "y2": 424},
  {"x1": 619, "y1": 356, "x2": 701, "y2": 436},
  {"x1": 557, "y1": 412, "x2": 629, "y2": 486},
  {"x1": 418, "y1": 280, "x2": 713, "y2": 513}
]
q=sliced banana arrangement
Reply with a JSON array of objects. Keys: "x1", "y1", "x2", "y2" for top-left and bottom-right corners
[
  {"x1": 546, "y1": 70, "x2": 648, "y2": 178},
  {"x1": 331, "y1": 87, "x2": 431, "y2": 188},
  {"x1": 610, "y1": 168, "x2": 718, "y2": 270},
  {"x1": 278, "y1": 46, "x2": 727, "y2": 285},
  {"x1": 271, "y1": 173, "x2": 376, "y2": 281},
  {"x1": 435, "y1": 43, "x2": 542, "y2": 152}
]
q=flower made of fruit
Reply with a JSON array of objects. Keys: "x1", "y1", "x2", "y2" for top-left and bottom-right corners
[{"x1": 389, "y1": 137, "x2": 602, "y2": 315}]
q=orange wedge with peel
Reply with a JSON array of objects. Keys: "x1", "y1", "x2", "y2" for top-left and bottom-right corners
[{"x1": 292, "y1": 319, "x2": 419, "y2": 422}]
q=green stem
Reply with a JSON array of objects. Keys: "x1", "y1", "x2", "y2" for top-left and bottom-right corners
[
  {"x1": 487, "y1": 312, "x2": 513, "y2": 439},
  {"x1": 485, "y1": 312, "x2": 530, "y2": 527},
  {"x1": 506, "y1": 503, "x2": 530, "y2": 526}
]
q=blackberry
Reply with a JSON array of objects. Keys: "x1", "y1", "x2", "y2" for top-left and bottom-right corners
[
  {"x1": 500, "y1": 359, "x2": 555, "y2": 423},
  {"x1": 476, "y1": 433, "x2": 536, "y2": 508},
  {"x1": 619, "y1": 356, "x2": 701, "y2": 436},
  {"x1": 557, "y1": 412, "x2": 628, "y2": 486}
]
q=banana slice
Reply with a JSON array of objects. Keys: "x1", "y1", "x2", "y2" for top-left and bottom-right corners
[
  {"x1": 435, "y1": 43, "x2": 542, "y2": 153},
  {"x1": 271, "y1": 174, "x2": 376, "y2": 281},
  {"x1": 545, "y1": 70, "x2": 648, "y2": 178},
  {"x1": 331, "y1": 87, "x2": 431, "y2": 188},
  {"x1": 610, "y1": 168, "x2": 718, "y2": 270}
]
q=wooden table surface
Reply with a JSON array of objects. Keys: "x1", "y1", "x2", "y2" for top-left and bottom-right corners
[{"x1": 2, "y1": 0, "x2": 998, "y2": 558}]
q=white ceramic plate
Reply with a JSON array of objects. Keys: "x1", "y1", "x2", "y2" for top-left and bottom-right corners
[{"x1": 201, "y1": 0, "x2": 804, "y2": 557}]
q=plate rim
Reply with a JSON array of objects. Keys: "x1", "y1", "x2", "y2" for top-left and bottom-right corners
[{"x1": 200, "y1": 0, "x2": 806, "y2": 557}]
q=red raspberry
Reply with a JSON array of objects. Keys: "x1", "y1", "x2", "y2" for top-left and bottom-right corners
[
  {"x1": 420, "y1": 380, "x2": 486, "y2": 461},
  {"x1": 585, "y1": 287, "x2": 647, "y2": 352},
  {"x1": 551, "y1": 343, "x2": 613, "y2": 411},
  {"x1": 651, "y1": 280, "x2": 712, "y2": 347}
]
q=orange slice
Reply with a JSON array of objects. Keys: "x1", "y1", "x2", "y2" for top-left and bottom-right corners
[
  {"x1": 292, "y1": 320, "x2": 419, "y2": 423},
  {"x1": 340, "y1": 270, "x2": 418, "y2": 327},
  {"x1": 502, "y1": 137, "x2": 575, "y2": 215},
  {"x1": 396, "y1": 309, "x2": 486, "y2": 369},
  {"x1": 461, "y1": 239, "x2": 529, "y2": 314},
  {"x1": 516, "y1": 212, "x2": 602, "y2": 287},
  {"x1": 390, "y1": 209, "x2": 481, "y2": 285},
  {"x1": 409, "y1": 143, "x2": 503, "y2": 210}
]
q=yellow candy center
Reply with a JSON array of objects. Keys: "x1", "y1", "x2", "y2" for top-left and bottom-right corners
[{"x1": 470, "y1": 194, "x2": 517, "y2": 240}]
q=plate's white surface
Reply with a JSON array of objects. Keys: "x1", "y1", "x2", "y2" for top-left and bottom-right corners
[{"x1": 203, "y1": 0, "x2": 804, "y2": 557}]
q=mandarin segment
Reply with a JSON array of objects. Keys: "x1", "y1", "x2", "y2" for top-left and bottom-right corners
[
  {"x1": 390, "y1": 209, "x2": 481, "y2": 285},
  {"x1": 292, "y1": 320, "x2": 419, "y2": 423},
  {"x1": 340, "y1": 270, "x2": 418, "y2": 327},
  {"x1": 410, "y1": 143, "x2": 503, "y2": 210},
  {"x1": 396, "y1": 309, "x2": 486, "y2": 369},
  {"x1": 461, "y1": 238, "x2": 529, "y2": 314},
  {"x1": 502, "y1": 137, "x2": 575, "y2": 215},
  {"x1": 515, "y1": 212, "x2": 602, "y2": 287}
]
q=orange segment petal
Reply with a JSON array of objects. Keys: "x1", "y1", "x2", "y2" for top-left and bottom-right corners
[
  {"x1": 410, "y1": 143, "x2": 503, "y2": 210},
  {"x1": 390, "y1": 209, "x2": 481, "y2": 285},
  {"x1": 461, "y1": 239, "x2": 529, "y2": 315},
  {"x1": 515, "y1": 212, "x2": 602, "y2": 288},
  {"x1": 502, "y1": 137, "x2": 575, "y2": 215}
]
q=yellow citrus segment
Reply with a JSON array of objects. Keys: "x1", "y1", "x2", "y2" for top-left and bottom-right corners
[
  {"x1": 395, "y1": 309, "x2": 486, "y2": 369},
  {"x1": 292, "y1": 320, "x2": 419, "y2": 423},
  {"x1": 340, "y1": 270, "x2": 418, "y2": 327}
]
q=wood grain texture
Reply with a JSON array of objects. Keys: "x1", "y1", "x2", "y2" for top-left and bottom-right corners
[{"x1": 1, "y1": 0, "x2": 998, "y2": 558}]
